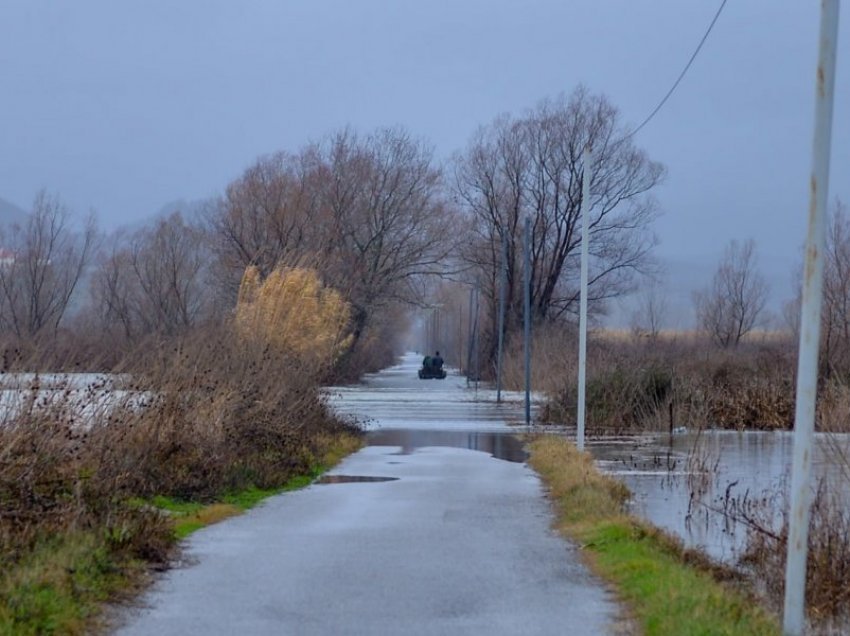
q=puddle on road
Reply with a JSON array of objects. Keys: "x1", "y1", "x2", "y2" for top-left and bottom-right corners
[
  {"x1": 317, "y1": 475, "x2": 400, "y2": 484},
  {"x1": 367, "y1": 429, "x2": 528, "y2": 463}
]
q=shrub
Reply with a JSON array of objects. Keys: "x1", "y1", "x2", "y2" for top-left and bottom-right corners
[{"x1": 235, "y1": 266, "x2": 352, "y2": 369}]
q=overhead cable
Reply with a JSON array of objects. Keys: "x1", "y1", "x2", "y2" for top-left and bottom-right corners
[{"x1": 623, "y1": 0, "x2": 730, "y2": 140}]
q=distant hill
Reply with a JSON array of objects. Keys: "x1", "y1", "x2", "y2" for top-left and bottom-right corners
[{"x1": 0, "y1": 196, "x2": 28, "y2": 227}]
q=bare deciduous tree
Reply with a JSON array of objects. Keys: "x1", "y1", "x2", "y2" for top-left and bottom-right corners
[
  {"x1": 694, "y1": 238, "x2": 769, "y2": 348},
  {"x1": 210, "y1": 127, "x2": 457, "y2": 353},
  {"x1": 822, "y1": 200, "x2": 850, "y2": 371},
  {"x1": 209, "y1": 152, "x2": 320, "y2": 299},
  {"x1": 630, "y1": 279, "x2": 668, "y2": 341},
  {"x1": 786, "y1": 199, "x2": 850, "y2": 372},
  {"x1": 314, "y1": 128, "x2": 456, "y2": 341},
  {"x1": 454, "y1": 86, "x2": 664, "y2": 343},
  {"x1": 0, "y1": 191, "x2": 97, "y2": 339},
  {"x1": 93, "y1": 212, "x2": 211, "y2": 342}
]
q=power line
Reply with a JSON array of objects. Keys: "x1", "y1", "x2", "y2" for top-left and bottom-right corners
[{"x1": 624, "y1": 0, "x2": 729, "y2": 140}]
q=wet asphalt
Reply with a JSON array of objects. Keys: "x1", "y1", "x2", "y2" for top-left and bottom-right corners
[{"x1": 114, "y1": 353, "x2": 621, "y2": 635}]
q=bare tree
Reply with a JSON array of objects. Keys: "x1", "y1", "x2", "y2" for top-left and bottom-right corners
[
  {"x1": 454, "y1": 86, "x2": 664, "y2": 345},
  {"x1": 208, "y1": 151, "x2": 320, "y2": 299},
  {"x1": 313, "y1": 127, "x2": 456, "y2": 342},
  {"x1": 630, "y1": 279, "x2": 668, "y2": 341},
  {"x1": 786, "y1": 199, "x2": 850, "y2": 372},
  {"x1": 694, "y1": 238, "x2": 769, "y2": 348},
  {"x1": 822, "y1": 200, "x2": 850, "y2": 371},
  {"x1": 210, "y1": 127, "x2": 457, "y2": 353},
  {"x1": 92, "y1": 212, "x2": 211, "y2": 342},
  {"x1": 0, "y1": 191, "x2": 97, "y2": 339}
]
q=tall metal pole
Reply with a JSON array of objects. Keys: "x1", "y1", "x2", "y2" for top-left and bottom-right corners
[
  {"x1": 458, "y1": 303, "x2": 464, "y2": 374},
  {"x1": 435, "y1": 307, "x2": 441, "y2": 353},
  {"x1": 467, "y1": 286, "x2": 475, "y2": 383},
  {"x1": 577, "y1": 147, "x2": 592, "y2": 452},
  {"x1": 496, "y1": 233, "x2": 507, "y2": 403},
  {"x1": 523, "y1": 216, "x2": 532, "y2": 426},
  {"x1": 784, "y1": 3, "x2": 840, "y2": 634},
  {"x1": 472, "y1": 281, "x2": 481, "y2": 391}
]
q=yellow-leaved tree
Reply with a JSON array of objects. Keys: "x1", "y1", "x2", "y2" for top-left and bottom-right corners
[{"x1": 235, "y1": 265, "x2": 352, "y2": 367}]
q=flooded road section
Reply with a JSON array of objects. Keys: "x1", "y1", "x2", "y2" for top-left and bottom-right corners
[
  {"x1": 115, "y1": 353, "x2": 619, "y2": 636},
  {"x1": 326, "y1": 352, "x2": 534, "y2": 462},
  {"x1": 589, "y1": 430, "x2": 850, "y2": 562},
  {"x1": 368, "y1": 429, "x2": 529, "y2": 463}
]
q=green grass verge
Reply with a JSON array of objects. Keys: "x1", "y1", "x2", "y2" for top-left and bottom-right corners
[
  {"x1": 158, "y1": 435, "x2": 363, "y2": 539},
  {"x1": 528, "y1": 435, "x2": 779, "y2": 636},
  {"x1": 156, "y1": 465, "x2": 331, "y2": 539},
  {"x1": 0, "y1": 532, "x2": 141, "y2": 636}
]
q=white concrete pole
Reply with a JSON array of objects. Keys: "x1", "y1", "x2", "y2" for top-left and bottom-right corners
[
  {"x1": 783, "y1": 2, "x2": 840, "y2": 634},
  {"x1": 577, "y1": 147, "x2": 592, "y2": 452}
]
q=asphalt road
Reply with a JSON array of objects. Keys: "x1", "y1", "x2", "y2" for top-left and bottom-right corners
[{"x1": 114, "y1": 354, "x2": 621, "y2": 636}]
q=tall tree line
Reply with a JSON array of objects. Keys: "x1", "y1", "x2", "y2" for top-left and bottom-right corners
[{"x1": 0, "y1": 87, "x2": 669, "y2": 371}]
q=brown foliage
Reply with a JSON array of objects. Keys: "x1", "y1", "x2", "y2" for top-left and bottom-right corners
[
  {"x1": 0, "y1": 379, "x2": 174, "y2": 567},
  {"x1": 99, "y1": 324, "x2": 358, "y2": 500},
  {"x1": 210, "y1": 127, "x2": 456, "y2": 360},
  {"x1": 0, "y1": 321, "x2": 360, "y2": 573},
  {"x1": 235, "y1": 265, "x2": 352, "y2": 369},
  {"x1": 505, "y1": 325, "x2": 797, "y2": 433},
  {"x1": 737, "y1": 481, "x2": 850, "y2": 627}
]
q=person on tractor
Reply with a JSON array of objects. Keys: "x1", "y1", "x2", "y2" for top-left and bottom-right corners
[
  {"x1": 418, "y1": 351, "x2": 446, "y2": 379},
  {"x1": 432, "y1": 351, "x2": 444, "y2": 370}
]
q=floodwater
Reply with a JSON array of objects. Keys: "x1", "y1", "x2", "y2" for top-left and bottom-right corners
[
  {"x1": 589, "y1": 430, "x2": 850, "y2": 562},
  {"x1": 326, "y1": 355, "x2": 538, "y2": 459},
  {"x1": 316, "y1": 474, "x2": 399, "y2": 484},
  {"x1": 330, "y1": 357, "x2": 850, "y2": 566},
  {"x1": 368, "y1": 429, "x2": 529, "y2": 463}
]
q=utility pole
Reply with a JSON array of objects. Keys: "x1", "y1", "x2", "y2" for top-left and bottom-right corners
[
  {"x1": 458, "y1": 302, "x2": 464, "y2": 374},
  {"x1": 472, "y1": 280, "x2": 481, "y2": 391},
  {"x1": 577, "y1": 146, "x2": 592, "y2": 452},
  {"x1": 523, "y1": 216, "x2": 532, "y2": 426},
  {"x1": 496, "y1": 233, "x2": 507, "y2": 403},
  {"x1": 466, "y1": 286, "x2": 475, "y2": 384},
  {"x1": 784, "y1": 2, "x2": 840, "y2": 634}
]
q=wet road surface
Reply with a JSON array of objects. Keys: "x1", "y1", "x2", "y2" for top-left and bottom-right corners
[{"x1": 114, "y1": 353, "x2": 621, "y2": 635}]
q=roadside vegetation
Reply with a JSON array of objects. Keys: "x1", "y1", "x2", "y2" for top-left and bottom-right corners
[
  {"x1": 0, "y1": 265, "x2": 377, "y2": 633},
  {"x1": 2, "y1": 122, "x2": 455, "y2": 632},
  {"x1": 0, "y1": 290, "x2": 362, "y2": 634},
  {"x1": 502, "y1": 322, "x2": 850, "y2": 630},
  {"x1": 529, "y1": 435, "x2": 780, "y2": 635}
]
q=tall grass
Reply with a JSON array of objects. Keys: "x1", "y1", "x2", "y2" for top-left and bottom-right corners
[
  {"x1": 0, "y1": 320, "x2": 362, "y2": 633},
  {"x1": 501, "y1": 326, "x2": 800, "y2": 433}
]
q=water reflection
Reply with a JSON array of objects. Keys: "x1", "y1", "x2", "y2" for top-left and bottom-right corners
[
  {"x1": 589, "y1": 430, "x2": 850, "y2": 562},
  {"x1": 368, "y1": 429, "x2": 528, "y2": 463},
  {"x1": 317, "y1": 475, "x2": 400, "y2": 484}
]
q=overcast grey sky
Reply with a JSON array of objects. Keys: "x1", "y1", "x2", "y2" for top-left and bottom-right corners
[{"x1": 0, "y1": 1, "x2": 847, "y2": 325}]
